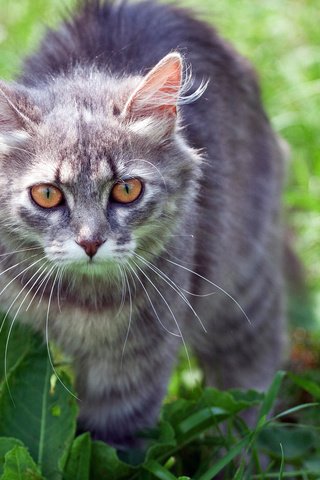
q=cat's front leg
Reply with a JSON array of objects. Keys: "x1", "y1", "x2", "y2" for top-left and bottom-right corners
[{"x1": 74, "y1": 324, "x2": 179, "y2": 448}]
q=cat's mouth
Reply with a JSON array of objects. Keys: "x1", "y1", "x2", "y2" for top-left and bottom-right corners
[{"x1": 63, "y1": 257, "x2": 122, "y2": 278}]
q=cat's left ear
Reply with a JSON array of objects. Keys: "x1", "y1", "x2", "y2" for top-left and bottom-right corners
[
  {"x1": 0, "y1": 82, "x2": 40, "y2": 156},
  {"x1": 123, "y1": 53, "x2": 182, "y2": 135},
  {"x1": 0, "y1": 81, "x2": 39, "y2": 132}
]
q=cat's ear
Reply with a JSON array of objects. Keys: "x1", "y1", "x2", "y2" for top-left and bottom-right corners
[
  {"x1": 0, "y1": 82, "x2": 39, "y2": 155},
  {"x1": 123, "y1": 53, "x2": 182, "y2": 135},
  {"x1": 0, "y1": 81, "x2": 39, "y2": 132}
]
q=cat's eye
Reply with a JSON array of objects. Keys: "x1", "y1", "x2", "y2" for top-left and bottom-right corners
[
  {"x1": 30, "y1": 184, "x2": 64, "y2": 209},
  {"x1": 111, "y1": 178, "x2": 143, "y2": 204}
]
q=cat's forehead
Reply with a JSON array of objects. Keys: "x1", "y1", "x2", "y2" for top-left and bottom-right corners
[
  {"x1": 31, "y1": 73, "x2": 159, "y2": 185},
  {"x1": 36, "y1": 109, "x2": 128, "y2": 184}
]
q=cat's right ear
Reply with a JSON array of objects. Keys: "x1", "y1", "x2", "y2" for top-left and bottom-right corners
[{"x1": 122, "y1": 53, "x2": 183, "y2": 139}]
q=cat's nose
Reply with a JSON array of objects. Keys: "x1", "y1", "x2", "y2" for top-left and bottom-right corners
[{"x1": 77, "y1": 239, "x2": 105, "y2": 258}]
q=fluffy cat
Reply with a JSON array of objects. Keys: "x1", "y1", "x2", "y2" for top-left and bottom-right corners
[{"x1": 0, "y1": 0, "x2": 286, "y2": 447}]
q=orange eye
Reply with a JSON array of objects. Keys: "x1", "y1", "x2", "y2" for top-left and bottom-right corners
[
  {"x1": 30, "y1": 184, "x2": 64, "y2": 209},
  {"x1": 111, "y1": 178, "x2": 143, "y2": 204}
]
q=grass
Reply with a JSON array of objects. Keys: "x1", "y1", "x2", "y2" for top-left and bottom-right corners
[{"x1": 0, "y1": 0, "x2": 320, "y2": 478}]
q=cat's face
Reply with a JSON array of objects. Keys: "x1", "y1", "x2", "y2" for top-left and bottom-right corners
[{"x1": 0, "y1": 55, "x2": 201, "y2": 278}]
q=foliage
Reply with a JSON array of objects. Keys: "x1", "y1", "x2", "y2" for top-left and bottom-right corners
[
  {"x1": 0, "y1": 0, "x2": 320, "y2": 478},
  {"x1": 0, "y1": 321, "x2": 319, "y2": 479}
]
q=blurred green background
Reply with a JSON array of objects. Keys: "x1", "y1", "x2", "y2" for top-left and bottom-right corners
[{"x1": 0, "y1": 0, "x2": 319, "y2": 327}]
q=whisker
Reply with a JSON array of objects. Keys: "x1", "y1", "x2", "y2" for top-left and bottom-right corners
[
  {"x1": 115, "y1": 265, "x2": 127, "y2": 319},
  {"x1": 0, "y1": 255, "x2": 46, "y2": 311},
  {"x1": 37, "y1": 265, "x2": 57, "y2": 308},
  {"x1": 0, "y1": 253, "x2": 41, "y2": 281},
  {"x1": 176, "y1": 287, "x2": 218, "y2": 298},
  {"x1": 131, "y1": 259, "x2": 191, "y2": 369},
  {"x1": 56, "y1": 265, "x2": 66, "y2": 313},
  {"x1": 45, "y1": 267, "x2": 80, "y2": 401},
  {"x1": 25, "y1": 265, "x2": 53, "y2": 312},
  {"x1": 2, "y1": 262, "x2": 48, "y2": 331},
  {"x1": 3, "y1": 262, "x2": 49, "y2": 402},
  {"x1": 133, "y1": 252, "x2": 207, "y2": 333},
  {"x1": 0, "y1": 246, "x2": 42, "y2": 257},
  {"x1": 120, "y1": 267, "x2": 133, "y2": 367},
  {"x1": 162, "y1": 257, "x2": 252, "y2": 326},
  {"x1": 127, "y1": 262, "x2": 180, "y2": 337}
]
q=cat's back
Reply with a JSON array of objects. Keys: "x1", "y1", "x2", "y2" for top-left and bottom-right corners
[{"x1": 21, "y1": 0, "x2": 255, "y2": 93}]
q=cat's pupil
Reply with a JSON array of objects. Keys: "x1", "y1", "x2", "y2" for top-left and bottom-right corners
[
  {"x1": 45, "y1": 188, "x2": 51, "y2": 199},
  {"x1": 124, "y1": 183, "x2": 130, "y2": 194}
]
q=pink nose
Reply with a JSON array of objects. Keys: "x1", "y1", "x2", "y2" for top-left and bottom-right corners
[{"x1": 77, "y1": 239, "x2": 105, "y2": 258}]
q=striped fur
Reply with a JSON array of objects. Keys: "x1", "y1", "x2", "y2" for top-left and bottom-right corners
[{"x1": 0, "y1": 0, "x2": 286, "y2": 447}]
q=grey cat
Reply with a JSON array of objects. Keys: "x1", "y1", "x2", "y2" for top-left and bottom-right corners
[{"x1": 0, "y1": 0, "x2": 286, "y2": 447}]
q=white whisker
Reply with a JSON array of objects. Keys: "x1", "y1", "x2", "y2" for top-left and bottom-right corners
[
  {"x1": 0, "y1": 246, "x2": 42, "y2": 258},
  {"x1": 115, "y1": 265, "x2": 127, "y2": 319},
  {"x1": 56, "y1": 265, "x2": 66, "y2": 313},
  {"x1": 120, "y1": 267, "x2": 133, "y2": 367},
  {"x1": 163, "y1": 257, "x2": 252, "y2": 325},
  {"x1": 131, "y1": 259, "x2": 191, "y2": 369},
  {"x1": 134, "y1": 252, "x2": 207, "y2": 333},
  {"x1": 45, "y1": 267, "x2": 80, "y2": 401},
  {"x1": 25, "y1": 265, "x2": 53, "y2": 312},
  {"x1": 0, "y1": 255, "x2": 46, "y2": 314},
  {"x1": 3, "y1": 262, "x2": 49, "y2": 401},
  {"x1": 0, "y1": 253, "x2": 41, "y2": 281},
  {"x1": 127, "y1": 262, "x2": 179, "y2": 337}
]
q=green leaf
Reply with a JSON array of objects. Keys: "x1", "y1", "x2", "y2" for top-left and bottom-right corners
[
  {"x1": 279, "y1": 443, "x2": 284, "y2": 480},
  {"x1": 176, "y1": 406, "x2": 228, "y2": 440},
  {"x1": 0, "y1": 339, "x2": 78, "y2": 480},
  {"x1": 0, "y1": 438, "x2": 24, "y2": 476},
  {"x1": 145, "y1": 422, "x2": 176, "y2": 462},
  {"x1": 304, "y1": 457, "x2": 320, "y2": 475},
  {"x1": 257, "y1": 425, "x2": 315, "y2": 460},
  {"x1": 197, "y1": 436, "x2": 249, "y2": 480},
  {"x1": 0, "y1": 321, "x2": 36, "y2": 389},
  {"x1": 143, "y1": 460, "x2": 177, "y2": 480},
  {"x1": 1, "y1": 445, "x2": 43, "y2": 480},
  {"x1": 90, "y1": 441, "x2": 137, "y2": 480},
  {"x1": 63, "y1": 433, "x2": 91, "y2": 480},
  {"x1": 288, "y1": 373, "x2": 320, "y2": 399},
  {"x1": 257, "y1": 371, "x2": 285, "y2": 424}
]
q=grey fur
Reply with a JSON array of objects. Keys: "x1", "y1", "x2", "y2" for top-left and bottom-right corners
[{"x1": 0, "y1": 0, "x2": 286, "y2": 447}]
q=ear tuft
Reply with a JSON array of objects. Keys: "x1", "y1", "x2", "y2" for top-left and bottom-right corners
[{"x1": 123, "y1": 52, "x2": 183, "y2": 125}]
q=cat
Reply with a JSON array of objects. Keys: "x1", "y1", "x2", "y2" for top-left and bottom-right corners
[{"x1": 0, "y1": 0, "x2": 286, "y2": 448}]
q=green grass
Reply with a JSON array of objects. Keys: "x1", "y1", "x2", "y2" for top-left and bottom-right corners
[{"x1": 0, "y1": 0, "x2": 320, "y2": 478}]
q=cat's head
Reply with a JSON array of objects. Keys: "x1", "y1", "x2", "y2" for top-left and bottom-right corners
[{"x1": 0, "y1": 53, "x2": 204, "y2": 278}]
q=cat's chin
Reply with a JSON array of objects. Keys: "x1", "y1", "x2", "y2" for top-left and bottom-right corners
[{"x1": 61, "y1": 258, "x2": 123, "y2": 278}]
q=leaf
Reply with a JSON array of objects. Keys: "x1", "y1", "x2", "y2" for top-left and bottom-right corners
[
  {"x1": 143, "y1": 460, "x2": 178, "y2": 480},
  {"x1": 176, "y1": 406, "x2": 228, "y2": 440},
  {"x1": 0, "y1": 339, "x2": 78, "y2": 480},
  {"x1": 145, "y1": 422, "x2": 176, "y2": 462},
  {"x1": 63, "y1": 433, "x2": 91, "y2": 480},
  {"x1": 1, "y1": 445, "x2": 43, "y2": 480},
  {"x1": 90, "y1": 441, "x2": 137, "y2": 480},
  {"x1": 0, "y1": 321, "x2": 36, "y2": 389},
  {"x1": 288, "y1": 372, "x2": 320, "y2": 399},
  {"x1": 197, "y1": 436, "x2": 249, "y2": 480},
  {"x1": 257, "y1": 371, "x2": 285, "y2": 424},
  {"x1": 257, "y1": 425, "x2": 315, "y2": 460},
  {"x1": 304, "y1": 457, "x2": 320, "y2": 474},
  {"x1": 0, "y1": 438, "x2": 24, "y2": 476}
]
